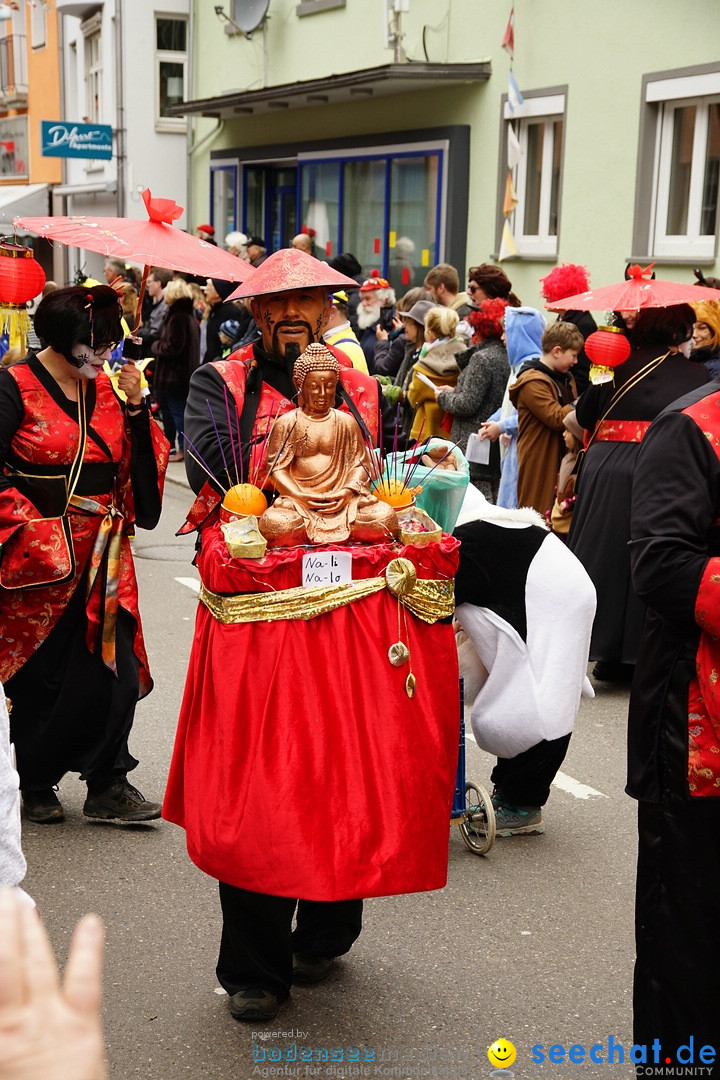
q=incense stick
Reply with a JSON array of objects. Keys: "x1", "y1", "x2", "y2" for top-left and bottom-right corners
[
  {"x1": 252, "y1": 402, "x2": 279, "y2": 488},
  {"x1": 222, "y1": 383, "x2": 241, "y2": 486},
  {"x1": 401, "y1": 419, "x2": 427, "y2": 492},
  {"x1": 182, "y1": 434, "x2": 228, "y2": 494},
  {"x1": 206, "y1": 399, "x2": 233, "y2": 490},
  {"x1": 415, "y1": 441, "x2": 461, "y2": 488}
]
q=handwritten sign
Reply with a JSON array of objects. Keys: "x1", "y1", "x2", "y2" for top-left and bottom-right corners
[{"x1": 302, "y1": 552, "x2": 352, "y2": 589}]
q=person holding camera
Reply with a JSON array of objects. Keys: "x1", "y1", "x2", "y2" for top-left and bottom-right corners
[{"x1": 356, "y1": 277, "x2": 396, "y2": 373}]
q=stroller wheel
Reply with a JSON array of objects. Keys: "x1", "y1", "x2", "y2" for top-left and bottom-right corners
[{"x1": 459, "y1": 781, "x2": 495, "y2": 855}]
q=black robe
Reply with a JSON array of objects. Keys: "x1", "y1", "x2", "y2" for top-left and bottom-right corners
[
  {"x1": 568, "y1": 347, "x2": 709, "y2": 664},
  {"x1": 628, "y1": 381, "x2": 720, "y2": 1064}
]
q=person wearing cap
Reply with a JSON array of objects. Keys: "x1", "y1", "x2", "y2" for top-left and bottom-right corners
[
  {"x1": 388, "y1": 298, "x2": 435, "y2": 434},
  {"x1": 374, "y1": 287, "x2": 430, "y2": 380},
  {"x1": 356, "y1": 277, "x2": 396, "y2": 372},
  {"x1": 195, "y1": 224, "x2": 217, "y2": 246},
  {"x1": 218, "y1": 318, "x2": 241, "y2": 358},
  {"x1": 245, "y1": 236, "x2": 267, "y2": 267},
  {"x1": 202, "y1": 279, "x2": 241, "y2": 365},
  {"x1": 322, "y1": 290, "x2": 367, "y2": 373},
  {"x1": 165, "y1": 250, "x2": 424, "y2": 1025}
]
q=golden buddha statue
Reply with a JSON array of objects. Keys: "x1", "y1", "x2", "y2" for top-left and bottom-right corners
[{"x1": 258, "y1": 343, "x2": 399, "y2": 547}]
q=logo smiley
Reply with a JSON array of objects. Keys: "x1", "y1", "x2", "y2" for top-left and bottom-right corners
[{"x1": 488, "y1": 1039, "x2": 517, "y2": 1069}]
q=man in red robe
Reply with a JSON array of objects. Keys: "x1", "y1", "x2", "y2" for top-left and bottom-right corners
[{"x1": 164, "y1": 250, "x2": 460, "y2": 1023}]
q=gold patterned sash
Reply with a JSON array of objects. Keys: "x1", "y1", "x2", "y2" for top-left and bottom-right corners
[{"x1": 199, "y1": 556, "x2": 454, "y2": 625}]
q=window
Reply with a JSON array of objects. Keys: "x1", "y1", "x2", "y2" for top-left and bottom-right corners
[
  {"x1": 211, "y1": 165, "x2": 238, "y2": 242},
  {"x1": 155, "y1": 16, "x2": 187, "y2": 131},
  {"x1": 297, "y1": 147, "x2": 443, "y2": 291},
  {"x1": 647, "y1": 73, "x2": 720, "y2": 259},
  {"x1": 83, "y1": 25, "x2": 101, "y2": 123},
  {"x1": 501, "y1": 91, "x2": 565, "y2": 258},
  {"x1": 0, "y1": 114, "x2": 28, "y2": 177}
]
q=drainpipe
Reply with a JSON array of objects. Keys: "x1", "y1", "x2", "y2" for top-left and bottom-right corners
[{"x1": 114, "y1": 0, "x2": 125, "y2": 217}]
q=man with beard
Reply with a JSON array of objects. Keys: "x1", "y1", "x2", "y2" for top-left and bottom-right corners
[
  {"x1": 166, "y1": 250, "x2": 427, "y2": 1022},
  {"x1": 356, "y1": 276, "x2": 396, "y2": 373}
]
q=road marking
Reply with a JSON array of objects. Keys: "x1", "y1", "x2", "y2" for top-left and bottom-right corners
[
  {"x1": 465, "y1": 730, "x2": 608, "y2": 800},
  {"x1": 551, "y1": 770, "x2": 609, "y2": 800},
  {"x1": 175, "y1": 576, "x2": 200, "y2": 593}
]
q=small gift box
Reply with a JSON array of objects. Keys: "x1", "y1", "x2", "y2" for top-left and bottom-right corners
[
  {"x1": 221, "y1": 515, "x2": 268, "y2": 560},
  {"x1": 397, "y1": 507, "x2": 442, "y2": 547}
]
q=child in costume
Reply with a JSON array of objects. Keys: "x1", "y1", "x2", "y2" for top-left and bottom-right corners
[{"x1": 405, "y1": 306, "x2": 463, "y2": 440}]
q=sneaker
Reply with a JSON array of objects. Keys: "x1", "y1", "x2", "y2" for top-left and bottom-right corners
[
  {"x1": 490, "y1": 801, "x2": 544, "y2": 837},
  {"x1": 83, "y1": 780, "x2": 161, "y2": 822},
  {"x1": 229, "y1": 988, "x2": 280, "y2": 1022},
  {"x1": 292, "y1": 952, "x2": 335, "y2": 984},
  {"x1": 22, "y1": 788, "x2": 64, "y2": 824}
]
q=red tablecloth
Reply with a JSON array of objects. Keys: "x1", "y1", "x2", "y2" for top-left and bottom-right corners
[{"x1": 163, "y1": 529, "x2": 460, "y2": 900}]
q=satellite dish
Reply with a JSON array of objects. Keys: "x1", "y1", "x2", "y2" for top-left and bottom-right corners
[{"x1": 232, "y1": 0, "x2": 270, "y2": 34}]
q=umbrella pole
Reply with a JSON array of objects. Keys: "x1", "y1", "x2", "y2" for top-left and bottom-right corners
[{"x1": 133, "y1": 264, "x2": 150, "y2": 335}]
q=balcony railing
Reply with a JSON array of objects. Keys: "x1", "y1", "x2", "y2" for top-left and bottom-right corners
[{"x1": 0, "y1": 35, "x2": 28, "y2": 103}]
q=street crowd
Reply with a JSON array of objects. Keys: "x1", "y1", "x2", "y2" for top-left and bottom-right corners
[{"x1": 1, "y1": 225, "x2": 720, "y2": 1078}]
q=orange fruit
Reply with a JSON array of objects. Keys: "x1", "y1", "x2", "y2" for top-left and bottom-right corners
[
  {"x1": 373, "y1": 478, "x2": 420, "y2": 509},
  {"x1": 222, "y1": 483, "x2": 268, "y2": 518}
]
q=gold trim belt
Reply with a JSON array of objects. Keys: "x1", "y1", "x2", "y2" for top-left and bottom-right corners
[{"x1": 199, "y1": 556, "x2": 454, "y2": 625}]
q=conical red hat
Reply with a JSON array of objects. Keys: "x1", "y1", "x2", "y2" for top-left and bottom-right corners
[{"x1": 227, "y1": 248, "x2": 358, "y2": 300}]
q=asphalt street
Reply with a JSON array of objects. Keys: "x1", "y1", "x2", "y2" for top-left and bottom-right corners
[{"x1": 21, "y1": 471, "x2": 638, "y2": 1080}]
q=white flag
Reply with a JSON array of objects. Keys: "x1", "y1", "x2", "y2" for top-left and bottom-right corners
[{"x1": 507, "y1": 123, "x2": 522, "y2": 170}]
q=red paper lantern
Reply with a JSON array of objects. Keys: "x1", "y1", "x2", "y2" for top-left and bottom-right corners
[
  {"x1": 585, "y1": 325, "x2": 631, "y2": 369},
  {"x1": 0, "y1": 242, "x2": 45, "y2": 304}
]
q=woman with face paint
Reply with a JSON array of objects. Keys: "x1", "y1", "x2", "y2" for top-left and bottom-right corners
[
  {"x1": 0, "y1": 285, "x2": 169, "y2": 825},
  {"x1": 568, "y1": 303, "x2": 710, "y2": 684}
]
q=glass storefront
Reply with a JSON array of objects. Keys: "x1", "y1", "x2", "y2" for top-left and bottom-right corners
[{"x1": 211, "y1": 142, "x2": 445, "y2": 290}]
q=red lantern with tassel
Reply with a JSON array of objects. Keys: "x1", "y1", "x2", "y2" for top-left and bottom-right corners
[
  {"x1": 585, "y1": 325, "x2": 631, "y2": 385},
  {"x1": 0, "y1": 243, "x2": 46, "y2": 354}
]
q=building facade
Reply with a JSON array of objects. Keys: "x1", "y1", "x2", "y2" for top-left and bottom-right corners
[
  {"x1": 178, "y1": 0, "x2": 720, "y2": 305},
  {"x1": 47, "y1": 0, "x2": 190, "y2": 281}
]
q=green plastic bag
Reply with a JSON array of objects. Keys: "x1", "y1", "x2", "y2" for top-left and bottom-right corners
[{"x1": 381, "y1": 438, "x2": 470, "y2": 534}]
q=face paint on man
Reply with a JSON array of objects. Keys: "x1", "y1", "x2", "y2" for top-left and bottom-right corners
[{"x1": 69, "y1": 342, "x2": 112, "y2": 379}]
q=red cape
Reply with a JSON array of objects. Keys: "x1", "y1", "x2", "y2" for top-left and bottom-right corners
[{"x1": 163, "y1": 532, "x2": 460, "y2": 900}]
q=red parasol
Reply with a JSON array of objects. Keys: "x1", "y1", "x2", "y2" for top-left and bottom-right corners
[
  {"x1": 545, "y1": 263, "x2": 720, "y2": 312},
  {"x1": 15, "y1": 189, "x2": 254, "y2": 330}
]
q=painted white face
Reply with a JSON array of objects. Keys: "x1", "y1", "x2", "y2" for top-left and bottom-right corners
[{"x1": 70, "y1": 342, "x2": 113, "y2": 379}]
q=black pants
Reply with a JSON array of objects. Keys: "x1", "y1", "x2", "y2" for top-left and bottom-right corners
[
  {"x1": 491, "y1": 734, "x2": 571, "y2": 807},
  {"x1": 217, "y1": 883, "x2": 363, "y2": 1001},
  {"x1": 634, "y1": 797, "x2": 720, "y2": 1074},
  {"x1": 8, "y1": 586, "x2": 139, "y2": 793}
]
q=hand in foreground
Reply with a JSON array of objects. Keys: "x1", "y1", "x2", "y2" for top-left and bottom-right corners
[
  {"x1": 116, "y1": 361, "x2": 142, "y2": 406},
  {"x1": 478, "y1": 421, "x2": 501, "y2": 442},
  {"x1": 375, "y1": 326, "x2": 389, "y2": 341},
  {"x1": 0, "y1": 889, "x2": 106, "y2": 1080}
]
